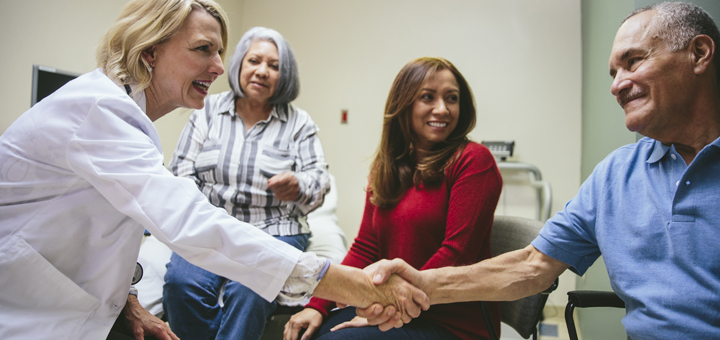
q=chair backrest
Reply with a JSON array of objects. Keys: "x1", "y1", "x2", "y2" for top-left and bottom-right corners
[{"x1": 490, "y1": 215, "x2": 549, "y2": 339}]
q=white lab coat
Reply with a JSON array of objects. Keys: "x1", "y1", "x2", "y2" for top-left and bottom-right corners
[{"x1": 0, "y1": 69, "x2": 302, "y2": 339}]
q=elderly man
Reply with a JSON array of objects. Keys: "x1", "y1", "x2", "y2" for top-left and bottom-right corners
[{"x1": 360, "y1": 2, "x2": 720, "y2": 339}]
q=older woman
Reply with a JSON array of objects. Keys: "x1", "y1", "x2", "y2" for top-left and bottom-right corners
[
  {"x1": 161, "y1": 27, "x2": 330, "y2": 340},
  {"x1": 284, "y1": 58, "x2": 502, "y2": 340},
  {"x1": 0, "y1": 1, "x2": 427, "y2": 339}
]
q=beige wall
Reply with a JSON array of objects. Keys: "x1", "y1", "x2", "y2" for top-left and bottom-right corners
[
  {"x1": 237, "y1": 0, "x2": 582, "y2": 233},
  {"x1": 239, "y1": 0, "x2": 582, "y2": 305},
  {"x1": 0, "y1": 0, "x2": 582, "y2": 305}
]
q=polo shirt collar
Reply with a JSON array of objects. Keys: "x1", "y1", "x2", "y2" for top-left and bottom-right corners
[
  {"x1": 647, "y1": 139, "x2": 671, "y2": 164},
  {"x1": 647, "y1": 135, "x2": 720, "y2": 164},
  {"x1": 710, "y1": 135, "x2": 720, "y2": 149}
]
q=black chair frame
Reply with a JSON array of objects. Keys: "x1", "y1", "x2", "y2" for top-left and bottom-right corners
[{"x1": 565, "y1": 290, "x2": 625, "y2": 340}]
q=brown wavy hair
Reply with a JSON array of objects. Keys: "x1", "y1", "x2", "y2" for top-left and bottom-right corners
[{"x1": 369, "y1": 57, "x2": 476, "y2": 208}]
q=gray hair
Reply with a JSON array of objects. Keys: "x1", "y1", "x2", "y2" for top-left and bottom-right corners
[
  {"x1": 228, "y1": 27, "x2": 300, "y2": 105},
  {"x1": 624, "y1": 2, "x2": 720, "y2": 83}
]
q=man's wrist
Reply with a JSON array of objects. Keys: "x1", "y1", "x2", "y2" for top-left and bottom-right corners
[{"x1": 426, "y1": 266, "x2": 470, "y2": 305}]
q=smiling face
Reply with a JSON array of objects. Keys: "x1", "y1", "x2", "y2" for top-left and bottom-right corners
[
  {"x1": 410, "y1": 69, "x2": 461, "y2": 152},
  {"x1": 144, "y1": 8, "x2": 224, "y2": 120},
  {"x1": 239, "y1": 40, "x2": 280, "y2": 105},
  {"x1": 609, "y1": 10, "x2": 695, "y2": 138}
]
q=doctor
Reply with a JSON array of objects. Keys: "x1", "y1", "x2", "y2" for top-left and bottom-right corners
[{"x1": 0, "y1": 0, "x2": 428, "y2": 339}]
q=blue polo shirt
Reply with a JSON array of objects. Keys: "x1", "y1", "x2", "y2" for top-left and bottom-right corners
[{"x1": 532, "y1": 137, "x2": 720, "y2": 339}]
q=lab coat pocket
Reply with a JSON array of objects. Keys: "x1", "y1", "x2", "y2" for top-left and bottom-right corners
[
  {"x1": 194, "y1": 140, "x2": 222, "y2": 183},
  {"x1": 0, "y1": 238, "x2": 100, "y2": 338},
  {"x1": 258, "y1": 144, "x2": 295, "y2": 180}
]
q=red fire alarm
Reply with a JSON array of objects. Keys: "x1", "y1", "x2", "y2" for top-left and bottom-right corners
[{"x1": 341, "y1": 109, "x2": 348, "y2": 124}]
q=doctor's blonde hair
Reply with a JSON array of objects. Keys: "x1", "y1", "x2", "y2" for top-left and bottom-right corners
[{"x1": 96, "y1": 0, "x2": 228, "y2": 92}]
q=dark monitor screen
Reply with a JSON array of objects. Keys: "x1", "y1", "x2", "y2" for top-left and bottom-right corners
[{"x1": 31, "y1": 64, "x2": 80, "y2": 106}]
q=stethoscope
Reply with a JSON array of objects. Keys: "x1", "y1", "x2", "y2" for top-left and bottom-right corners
[
  {"x1": 132, "y1": 262, "x2": 143, "y2": 285},
  {"x1": 123, "y1": 82, "x2": 144, "y2": 286}
]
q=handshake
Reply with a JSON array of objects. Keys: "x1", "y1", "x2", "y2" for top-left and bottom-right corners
[
  {"x1": 282, "y1": 242, "x2": 567, "y2": 340},
  {"x1": 283, "y1": 259, "x2": 434, "y2": 340}
]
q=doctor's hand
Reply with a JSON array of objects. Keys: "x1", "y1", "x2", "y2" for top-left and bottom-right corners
[
  {"x1": 283, "y1": 308, "x2": 323, "y2": 340},
  {"x1": 123, "y1": 294, "x2": 179, "y2": 340},
  {"x1": 356, "y1": 259, "x2": 430, "y2": 331},
  {"x1": 371, "y1": 273, "x2": 428, "y2": 325},
  {"x1": 268, "y1": 172, "x2": 300, "y2": 201}
]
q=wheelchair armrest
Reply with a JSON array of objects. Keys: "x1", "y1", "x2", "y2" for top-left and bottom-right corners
[
  {"x1": 565, "y1": 290, "x2": 625, "y2": 340},
  {"x1": 566, "y1": 290, "x2": 625, "y2": 308}
]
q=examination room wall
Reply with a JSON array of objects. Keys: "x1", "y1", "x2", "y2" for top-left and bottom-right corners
[{"x1": 0, "y1": 0, "x2": 582, "y2": 306}]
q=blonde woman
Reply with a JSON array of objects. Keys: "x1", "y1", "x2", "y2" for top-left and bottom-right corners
[{"x1": 0, "y1": 1, "x2": 427, "y2": 339}]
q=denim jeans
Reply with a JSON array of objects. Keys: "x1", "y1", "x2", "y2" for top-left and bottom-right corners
[
  {"x1": 311, "y1": 307, "x2": 462, "y2": 340},
  {"x1": 163, "y1": 234, "x2": 309, "y2": 340}
]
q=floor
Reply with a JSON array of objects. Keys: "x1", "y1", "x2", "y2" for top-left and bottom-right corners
[{"x1": 501, "y1": 305, "x2": 571, "y2": 340}]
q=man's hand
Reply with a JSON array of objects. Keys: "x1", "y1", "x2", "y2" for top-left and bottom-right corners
[
  {"x1": 123, "y1": 294, "x2": 179, "y2": 340},
  {"x1": 283, "y1": 308, "x2": 323, "y2": 340},
  {"x1": 365, "y1": 259, "x2": 426, "y2": 287},
  {"x1": 267, "y1": 172, "x2": 300, "y2": 201},
  {"x1": 356, "y1": 259, "x2": 428, "y2": 331}
]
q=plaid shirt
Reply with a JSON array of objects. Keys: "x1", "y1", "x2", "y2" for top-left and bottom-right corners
[{"x1": 169, "y1": 91, "x2": 330, "y2": 236}]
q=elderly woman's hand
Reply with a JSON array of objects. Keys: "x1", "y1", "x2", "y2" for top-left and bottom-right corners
[
  {"x1": 283, "y1": 307, "x2": 324, "y2": 340},
  {"x1": 123, "y1": 295, "x2": 179, "y2": 340},
  {"x1": 268, "y1": 172, "x2": 300, "y2": 201}
]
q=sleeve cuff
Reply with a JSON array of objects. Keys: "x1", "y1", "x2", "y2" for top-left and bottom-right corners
[
  {"x1": 276, "y1": 253, "x2": 329, "y2": 304},
  {"x1": 531, "y1": 234, "x2": 596, "y2": 276}
]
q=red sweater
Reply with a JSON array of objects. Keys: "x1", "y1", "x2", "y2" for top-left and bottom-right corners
[{"x1": 306, "y1": 142, "x2": 503, "y2": 340}]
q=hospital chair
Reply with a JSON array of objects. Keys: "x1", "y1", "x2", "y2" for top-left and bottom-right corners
[
  {"x1": 134, "y1": 174, "x2": 348, "y2": 331},
  {"x1": 481, "y1": 215, "x2": 558, "y2": 340}
]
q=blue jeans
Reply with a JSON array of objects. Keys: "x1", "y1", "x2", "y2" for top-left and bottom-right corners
[
  {"x1": 312, "y1": 307, "x2": 462, "y2": 340},
  {"x1": 163, "y1": 234, "x2": 309, "y2": 340}
]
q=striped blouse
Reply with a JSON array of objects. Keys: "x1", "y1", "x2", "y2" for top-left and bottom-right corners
[{"x1": 169, "y1": 91, "x2": 330, "y2": 236}]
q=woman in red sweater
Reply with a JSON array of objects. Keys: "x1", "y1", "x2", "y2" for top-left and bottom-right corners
[{"x1": 284, "y1": 57, "x2": 502, "y2": 340}]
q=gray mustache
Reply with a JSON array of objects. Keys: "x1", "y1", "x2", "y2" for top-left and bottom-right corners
[{"x1": 617, "y1": 88, "x2": 646, "y2": 106}]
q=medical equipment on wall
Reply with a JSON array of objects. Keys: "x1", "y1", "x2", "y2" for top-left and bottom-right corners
[{"x1": 482, "y1": 141, "x2": 552, "y2": 221}]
